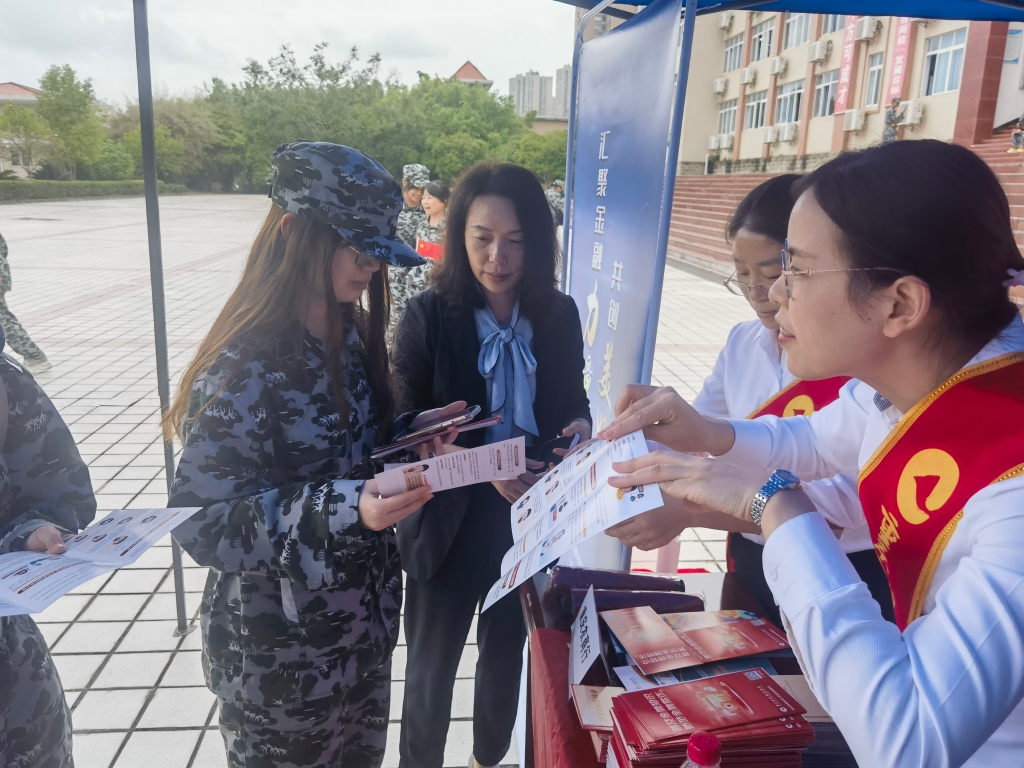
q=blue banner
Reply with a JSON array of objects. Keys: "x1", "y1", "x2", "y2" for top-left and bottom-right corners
[{"x1": 565, "y1": 0, "x2": 682, "y2": 433}]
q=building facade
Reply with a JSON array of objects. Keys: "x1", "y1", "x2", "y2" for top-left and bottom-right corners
[
  {"x1": 0, "y1": 82, "x2": 41, "y2": 179},
  {"x1": 676, "y1": 14, "x2": 1024, "y2": 173}
]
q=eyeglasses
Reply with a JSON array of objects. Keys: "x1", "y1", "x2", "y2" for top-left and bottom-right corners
[
  {"x1": 723, "y1": 274, "x2": 775, "y2": 300},
  {"x1": 780, "y1": 239, "x2": 903, "y2": 299},
  {"x1": 354, "y1": 251, "x2": 378, "y2": 269}
]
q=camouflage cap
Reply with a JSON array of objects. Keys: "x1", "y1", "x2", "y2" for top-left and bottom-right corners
[
  {"x1": 270, "y1": 141, "x2": 427, "y2": 268},
  {"x1": 403, "y1": 163, "x2": 431, "y2": 188},
  {"x1": 553, "y1": 179, "x2": 565, "y2": 187}
]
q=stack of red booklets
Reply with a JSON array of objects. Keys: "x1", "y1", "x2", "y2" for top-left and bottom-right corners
[{"x1": 608, "y1": 668, "x2": 814, "y2": 767}]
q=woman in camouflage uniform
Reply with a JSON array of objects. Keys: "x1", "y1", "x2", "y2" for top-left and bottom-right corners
[
  {"x1": 167, "y1": 142, "x2": 461, "y2": 768},
  {"x1": 0, "y1": 326, "x2": 96, "y2": 767}
]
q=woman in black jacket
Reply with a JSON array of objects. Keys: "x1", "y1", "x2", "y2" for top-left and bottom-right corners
[{"x1": 394, "y1": 163, "x2": 591, "y2": 768}]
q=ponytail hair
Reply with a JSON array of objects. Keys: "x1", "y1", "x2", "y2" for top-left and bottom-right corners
[{"x1": 793, "y1": 140, "x2": 1024, "y2": 351}]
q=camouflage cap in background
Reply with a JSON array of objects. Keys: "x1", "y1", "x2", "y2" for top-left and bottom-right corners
[
  {"x1": 270, "y1": 141, "x2": 427, "y2": 268},
  {"x1": 553, "y1": 179, "x2": 565, "y2": 187},
  {"x1": 402, "y1": 163, "x2": 431, "y2": 188}
]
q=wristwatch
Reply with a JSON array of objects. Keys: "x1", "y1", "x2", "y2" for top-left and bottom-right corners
[{"x1": 750, "y1": 469, "x2": 802, "y2": 526}]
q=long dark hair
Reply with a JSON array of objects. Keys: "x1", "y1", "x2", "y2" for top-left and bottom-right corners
[
  {"x1": 793, "y1": 140, "x2": 1024, "y2": 351},
  {"x1": 431, "y1": 163, "x2": 559, "y2": 320},
  {"x1": 165, "y1": 205, "x2": 396, "y2": 441},
  {"x1": 727, "y1": 174, "x2": 800, "y2": 244}
]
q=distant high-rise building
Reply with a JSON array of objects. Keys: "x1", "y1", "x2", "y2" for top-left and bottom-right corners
[
  {"x1": 509, "y1": 70, "x2": 553, "y2": 117},
  {"x1": 553, "y1": 64, "x2": 572, "y2": 119}
]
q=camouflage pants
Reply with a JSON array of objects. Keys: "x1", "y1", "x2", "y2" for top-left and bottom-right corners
[
  {"x1": 0, "y1": 615, "x2": 73, "y2": 768},
  {"x1": 216, "y1": 659, "x2": 391, "y2": 768},
  {"x1": 0, "y1": 297, "x2": 45, "y2": 362}
]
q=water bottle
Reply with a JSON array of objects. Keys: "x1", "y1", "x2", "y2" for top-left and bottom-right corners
[{"x1": 680, "y1": 731, "x2": 721, "y2": 768}]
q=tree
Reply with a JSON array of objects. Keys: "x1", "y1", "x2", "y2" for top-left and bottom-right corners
[
  {"x1": 509, "y1": 130, "x2": 568, "y2": 182},
  {"x1": 0, "y1": 104, "x2": 54, "y2": 174},
  {"x1": 121, "y1": 125, "x2": 187, "y2": 178},
  {"x1": 428, "y1": 133, "x2": 489, "y2": 179},
  {"x1": 79, "y1": 140, "x2": 134, "y2": 181},
  {"x1": 36, "y1": 65, "x2": 106, "y2": 179}
]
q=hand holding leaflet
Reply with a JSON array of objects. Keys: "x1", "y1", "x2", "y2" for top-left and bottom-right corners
[
  {"x1": 374, "y1": 437, "x2": 527, "y2": 498},
  {"x1": 0, "y1": 508, "x2": 201, "y2": 617},
  {"x1": 482, "y1": 431, "x2": 663, "y2": 611}
]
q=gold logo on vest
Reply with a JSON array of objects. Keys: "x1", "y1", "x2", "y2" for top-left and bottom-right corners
[
  {"x1": 896, "y1": 448, "x2": 960, "y2": 525},
  {"x1": 783, "y1": 395, "x2": 815, "y2": 417}
]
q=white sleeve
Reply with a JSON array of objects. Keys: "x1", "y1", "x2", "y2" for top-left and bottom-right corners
[
  {"x1": 690, "y1": 329, "x2": 732, "y2": 418},
  {"x1": 801, "y1": 473, "x2": 864, "y2": 532},
  {"x1": 718, "y1": 379, "x2": 868, "y2": 480},
  {"x1": 763, "y1": 479, "x2": 1024, "y2": 768}
]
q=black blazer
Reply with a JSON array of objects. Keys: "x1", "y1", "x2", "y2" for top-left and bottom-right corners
[{"x1": 393, "y1": 288, "x2": 592, "y2": 581}]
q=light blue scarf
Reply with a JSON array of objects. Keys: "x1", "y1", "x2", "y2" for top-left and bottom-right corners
[{"x1": 474, "y1": 300, "x2": 539, "y2": 441}]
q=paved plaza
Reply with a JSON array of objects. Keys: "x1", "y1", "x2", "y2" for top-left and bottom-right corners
[{"x1": 0, "y1": 194, "x2": 753, "y2": 768}]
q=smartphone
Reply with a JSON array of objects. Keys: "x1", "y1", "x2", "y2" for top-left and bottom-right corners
[
  {"x1": 536, "y1": 432, "x2": 581, "y2": 467},
  {"x1": 396, "y1": 405, "x2": 481, "y2": 443}
]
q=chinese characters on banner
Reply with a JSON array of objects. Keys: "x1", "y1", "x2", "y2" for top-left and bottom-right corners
[
  {"x1": 834, "y1": 15, "x2": 860, "y2": 114},
  {"x1": 565, "y1": 0, "x2": 682, "y2": 437},
  {"x1": 887, "y1": 17, "x2": 913, "y2": 102}
]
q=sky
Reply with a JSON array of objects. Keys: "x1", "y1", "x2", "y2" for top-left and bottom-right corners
[{"x1": 0, "y1": 0, "x2": 579, "y2": 104}]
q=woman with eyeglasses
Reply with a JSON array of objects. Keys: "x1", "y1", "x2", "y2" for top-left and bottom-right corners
[
  {"x1": 600, "y1": 140, "x2": 1024, "y2": 766},
  {"x1": 610, "y1": 175, "x2": 892, "y2": 626}
]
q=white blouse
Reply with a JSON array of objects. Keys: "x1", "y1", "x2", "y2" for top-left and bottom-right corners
[
  {"x1": 692, "y1": 319, "x2": 871, "y2": 552},
  {"x1": 721, "y1": 315, "x2": 1024, "y2": 768}
]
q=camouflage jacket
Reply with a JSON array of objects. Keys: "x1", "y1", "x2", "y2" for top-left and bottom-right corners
[
  {"x1": 545, "y1": 188, "x2": 564, "y2": 215},
  {"x1": 0, "y1": 232, "x2": 11, "y2": 295},
  {"x1": 169, "y1": 318, "x2": 403, "y2": 706},
  {"x1": 396, "y1": 203, "x2": 426, "y2": 248},
  {"x1": 0, "y1": 354, "x2": 95, "y2": 553}
]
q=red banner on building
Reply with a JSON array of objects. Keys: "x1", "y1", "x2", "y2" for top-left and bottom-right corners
[
  {"x1": 834, "y1": 16, "x2": 859, "y2": 114},
  {"x1": 887, "y1": 17, "x2": 914, "y2": 103}
]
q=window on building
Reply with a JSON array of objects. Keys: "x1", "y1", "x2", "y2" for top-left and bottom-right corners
[
  {"x1": 865, "y1": 52, "x2": 885, "y2": 107},
  {"x1": 750, "y1": 19, "x2": 775, "y2": 62},
  {"x1": 723, "y1": 33, "x2": 744, "y2": 72},
  {"x1": 11, "y1": 150, "x2": 24, "y2": 168},
  {"x1": 783, "y1": 13, "x2": 810, "y2": 49},
  {"x1": 923, "y1": 28, "x2": 968, "y2": 96},
  {"x1": 744, "y1": 89, "x2": 769, "y2": 129},
  {"x1": 821, "y1": 14, "x2": 846, "y2": 35},
  {"x1": 718, "y1": 98, "x2": 738, "y2": 134},
  {"x1": 775, "y1": 80, "x2": 804, "y2": 124},
  {"x1": 813, "y1": 70, "x2": 840, "y2": 117}
]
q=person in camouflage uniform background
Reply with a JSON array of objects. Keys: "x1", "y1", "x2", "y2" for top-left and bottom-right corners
[
  {"x1": 169, "y1": 141, "x2": 457, "y2": 768},
  {"x1": 545, "y1": 179, "x2": 564, "y2": 227},
  {"x1": 0, "y1": 326, "x2": 96, "y2": 768},
  {"x1": 0, "y1": 231, "x2": 50, "y2": 374},
  {"x1": 390, "y1": 164, "x2": 432, "y2": 341}
]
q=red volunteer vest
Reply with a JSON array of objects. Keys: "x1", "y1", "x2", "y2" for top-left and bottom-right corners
[{"x1": 858, "y1": 354, "x2": 1024, "y2": 630}]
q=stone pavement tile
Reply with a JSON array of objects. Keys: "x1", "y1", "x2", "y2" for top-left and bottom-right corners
[
  {"x1": 72, "y1": 689, "x2": 150, "y2": 731},
  {"x1": 112, "y1": 730, "x2": 205, "y2": 768},
  {"x1": 53, "y1": 653, "x2": 106, "y2": 691},
  {"x1": 137, "y1": 687, "x2": 217, "y2": 728},
  {"x1": 160, "y1": 651, "x2": 205, "y2": 687},
  {"x1": 102, "y1": 569, "x2": 167, "y2": 595},
  {"x1": 72, "y1": 732, "x2": 127, "y2": 768},
  {"x1": 123, "y1": 546, "x2": 173, "y2": 570},
  {"x1": 69, "y1": 573, "x2": 114, "y2": 596},
  {"x1": 118, "y1": 620, "x2": 187, "y2": 653},
  {"x1": 92, "y1": 651, "x2": 173, "y2": 690},
  {"x1": 38, "y1": 622, "x2": 68, "y2": 646},
  {"x1": 156, "y1": 567, "x2": 210, "y2": 593},
  {"x1": 189, "y1": 731, "x2": 227, "y2": 768},
  {"x1": 52, "y1": 621, "x2": 130, "y2": 654},
  {"x1": 137, "y1": 592, "x2": 203, "y2": 622},
  {"x1": 77, "y1": 594, "x2": 149, "y2": 622},
  {"x1": 35, "y1": 593, "x2": 89, "y2": 626}
]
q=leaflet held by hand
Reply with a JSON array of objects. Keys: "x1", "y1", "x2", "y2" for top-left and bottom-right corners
[{"x1": 373, "y1": 437, "x2": 526, "y2": 498}]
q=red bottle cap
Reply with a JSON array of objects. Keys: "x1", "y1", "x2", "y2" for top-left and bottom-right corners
[{"x1": 686, "y1": 731, "x2": 722, "y2": 766}]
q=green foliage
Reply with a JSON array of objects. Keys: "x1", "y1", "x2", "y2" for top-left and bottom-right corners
[
  {"x1": 36, "y1": 65, "x2": 106, "y2": 178},
  {"x1": 0, "y1": 170, "x2": 19, "y2": 181},
  {"x1": 121, "y1": 124, "x2": 188, "y2": 178},
  {"x1": 0, "y1": 104, "x2": 55, "y2": 173},
  {"x1": 0, "y1": 179, "x2": 186, "y2": 201},
  {"x1": 508, "y1": 130, "x2": 568, "y2": 183},
  {"x1": 428, "y1": 133, "x2": 490, "y2": 179},
  {"x1": 78, "y1": 140, "x2": 135, "y2": 181}
]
